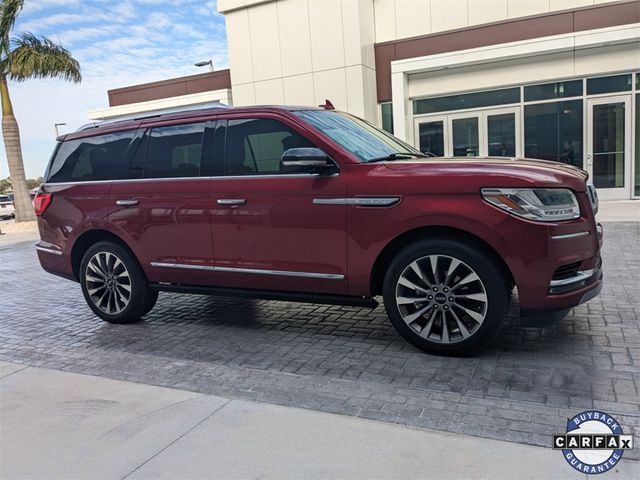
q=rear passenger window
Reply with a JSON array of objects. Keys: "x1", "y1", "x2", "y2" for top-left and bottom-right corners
[
  {"x1": 144, "y1": 123, "x2": 205, "y2": 178},
  {"x1": 46, "y1": 131, "x2": 135, "y2": 183},
  {"x1": 226, "y1": 118, "x2": 314, "y2": 175}
]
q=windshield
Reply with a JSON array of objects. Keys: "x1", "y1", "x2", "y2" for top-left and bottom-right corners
[{"x1": 293, "y1": 110, "x2": 422, "y2": 162}]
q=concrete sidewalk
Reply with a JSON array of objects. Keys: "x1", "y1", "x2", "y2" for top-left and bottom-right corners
[{"x1": 1, "y1": 361, "x2": 636, "y2": 480}]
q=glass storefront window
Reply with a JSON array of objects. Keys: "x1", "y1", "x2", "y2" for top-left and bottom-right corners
[
  {"x1": 487, "y1": 113, "x2": 516, "y2": 157},
  {"x1": 524, "y1": 80, "x2": 582, "y2": 102},
  {"x1": 587, "y1": 74, "x2": 632, "y2": 95},
  {"x1": 452, "y1": 117, "x2": 479, "y2": 156},
  {"x1": 381, "y1": 102, "x2": 393, "y2": 134},
  {"x1": 413, "y1": 87, "x2": 520, "y2": 115},
  {"x1": 524, "y1": 100, "x2": 583, "y2": 167},
  {"x1": 418, "y1": 121, "x2": 444, "y2": 156}
]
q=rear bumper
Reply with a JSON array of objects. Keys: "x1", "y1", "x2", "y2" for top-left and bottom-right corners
[{"x1": 35, "y1": 241, "x2": 75, "y2": 281}]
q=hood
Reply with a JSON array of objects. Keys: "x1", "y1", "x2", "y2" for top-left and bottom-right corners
[{"x1": 382, "y1": 157, "x2": 589, "y2": 192}]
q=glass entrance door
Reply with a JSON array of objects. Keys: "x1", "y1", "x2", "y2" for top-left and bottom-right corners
[
  {"x1": 486, "y1": 109, "x2": 518, "y2": 157},
  {"x1": 414, "y1": 107, "x2": 520, "y2": 158},
  {"x1": 587, "y1": 96, "x2": 631, "y2": 200}
]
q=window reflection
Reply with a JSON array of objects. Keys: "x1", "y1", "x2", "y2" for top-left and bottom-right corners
[
  {"x1": 418, "y1": 121, "x2": 444, "y2": 156},
  {"x1": 487, "y1": 113, "x2": 515, "y2": 157},
  {"x1": 452, "y1": 117, "x2": 479, "y2": 156},
  {"x1": 524, "y1": 100, "x2": 583, "y2": 167}
]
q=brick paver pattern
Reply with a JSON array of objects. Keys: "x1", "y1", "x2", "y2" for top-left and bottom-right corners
[{"x1": 1, "y1": 223, "x2": 638, "y2": 457}]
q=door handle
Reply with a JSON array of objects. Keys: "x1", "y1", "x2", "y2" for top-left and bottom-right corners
[
  {"x1": 217, "y1": 198, "x2": 246, "y2": 205},
  {"x1": 116, "y1": 199, "x2": 139, "y2": 206}
]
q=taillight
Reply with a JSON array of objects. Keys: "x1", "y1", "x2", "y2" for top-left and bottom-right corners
[{"x1": 33, "y1": 193, "x2": 52, "y2": 216}]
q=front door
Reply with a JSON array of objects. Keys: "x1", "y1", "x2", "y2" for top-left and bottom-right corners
[
  {"x1": 209, "y1": 116, "x2": 348, "y2": 295},
  {"x1": 586, "y1": 96, "x2": 632, "y2": 200}
]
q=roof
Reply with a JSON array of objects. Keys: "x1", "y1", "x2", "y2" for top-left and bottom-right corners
[{"x1": 66, "y1": 104, "x2": 326, "y2": 141}]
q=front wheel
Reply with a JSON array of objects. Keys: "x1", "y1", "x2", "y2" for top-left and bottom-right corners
[
  {"x1": 80, "y1": 241, "x2": 155, "y2": 324},
  {"x1": 383, "y1": 239, "x2": 508, "y2": 356}
]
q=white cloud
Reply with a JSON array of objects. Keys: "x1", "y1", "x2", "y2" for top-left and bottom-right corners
[{"x1": 0, "y1": 0, "x2": 229, "y2": 178}]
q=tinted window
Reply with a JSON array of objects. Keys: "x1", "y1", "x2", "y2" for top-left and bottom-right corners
[
  {"x1": 524, "y1": 100, "x2": 583, "y2": 167},
  {"x1": 225, "y1": 118, "x2": 314, "y2": 175},
  {"x1": 144, "y1": 123, "x2": 205, "y2": 178},
  {"x1": 46, "y1": 131, "x2": 135, "y2": 183},
  {"x1": 587, "y1": 74, "x2": 632, "y2": 95},
  {"x1": 524, "y1": 80, "x2": 582, "y2": 102},
  {"x1": 381, "y1": 102, "x2": 393, "y2": 134},
  {"x1": 413, "y1": 87, "x2": 520, "y2": 114}
]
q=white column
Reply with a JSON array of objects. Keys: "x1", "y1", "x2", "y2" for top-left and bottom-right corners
[{"x1": 391, "y1": 71, "x2": 410, "y2": 142}]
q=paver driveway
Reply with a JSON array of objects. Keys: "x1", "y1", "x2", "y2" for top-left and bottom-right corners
[{"x1": 1, "y1": 223, "x2": 639, "y2": 457}]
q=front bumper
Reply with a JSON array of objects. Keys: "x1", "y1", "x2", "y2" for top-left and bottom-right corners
[{"x1": 517, "y1": 222, "x2": 603, "y2": 326}]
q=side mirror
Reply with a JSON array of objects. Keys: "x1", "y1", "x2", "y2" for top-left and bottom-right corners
[{"x1": 281, "y1": 148, "x2": 336, "y2": 174}]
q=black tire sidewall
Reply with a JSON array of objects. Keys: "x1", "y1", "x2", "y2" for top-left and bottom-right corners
[
  {"x1": 383, "y1": 239, "x2": 507, "y2": 356},
  {"x1": 79, "y1": 241, "x2": 149, "y2": 323}
]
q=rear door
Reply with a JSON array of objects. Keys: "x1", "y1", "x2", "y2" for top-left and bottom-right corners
[
  {"x1": 109, "y1": 120, "x2": 217, "y2": 286},
  {"x1": 209, "y1": 114, "x2": 348, "y2": 295}
]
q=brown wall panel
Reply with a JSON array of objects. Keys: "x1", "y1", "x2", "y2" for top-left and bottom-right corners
[{"x1": 108, "y1": 69, "x2": 232, "y2": 106}]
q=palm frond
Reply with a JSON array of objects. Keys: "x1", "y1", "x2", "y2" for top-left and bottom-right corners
[
  {"x1": 0, "y1": 0, "x2": 24, "y2": 55},
  {"x1": 7, "y1": 32, "x2": 81, "y2": 82}
]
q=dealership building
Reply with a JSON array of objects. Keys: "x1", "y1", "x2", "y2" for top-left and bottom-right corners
[{"x1": 88, "y1": 0, "x2": 640, "y2": 200}]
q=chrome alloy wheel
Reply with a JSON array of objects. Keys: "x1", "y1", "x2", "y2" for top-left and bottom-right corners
[
  {"x1": 85, "y1": 251, "x2": 132, "y2": 315},
  {"x1": 395, "y1": 254, "x2": 488, "y2": 344}
]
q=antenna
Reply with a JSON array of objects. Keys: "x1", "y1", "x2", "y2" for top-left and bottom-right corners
[{"x1": 319, "y1": 99, "x2": 335, "y2": 110}]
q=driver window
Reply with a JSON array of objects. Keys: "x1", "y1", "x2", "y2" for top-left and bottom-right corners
[{"x1": 226, "y1": 118, "x2": 314, "y2": 175}]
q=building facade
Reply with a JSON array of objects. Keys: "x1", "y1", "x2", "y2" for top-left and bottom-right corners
[{"x1": 89, "y1": 0, "x2": 640, "y2": 200}]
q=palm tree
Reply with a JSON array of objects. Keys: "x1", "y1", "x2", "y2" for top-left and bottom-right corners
[{"x1": 1, "y1": 0, "x2": 81, "y2": 222}]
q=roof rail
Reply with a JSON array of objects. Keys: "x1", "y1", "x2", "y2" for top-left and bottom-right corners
[{"x1": 77, "y1": 102, "x2": 233, "y2": 132}]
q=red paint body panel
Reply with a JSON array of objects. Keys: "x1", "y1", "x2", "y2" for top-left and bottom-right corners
[
  {"x1": 108, "y1": 178, "x2": 216, "y2": 286},
  {"x1": 209, "y1": 175, "x2": 348, "y2": 294},
  {"x1": 37, "y1": 106, "x2": 602, "y2": 316}
]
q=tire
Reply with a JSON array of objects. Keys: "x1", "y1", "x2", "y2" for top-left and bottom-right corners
[
  {"x1": 383, "y1": 239, "x2": 508, "y2": 356},
  {"x1": 140, "y1": 289, "x2": 159, "y2": 317},
  {"x1": 79, "y1": 241, "x2": 154, "y2": 324}
]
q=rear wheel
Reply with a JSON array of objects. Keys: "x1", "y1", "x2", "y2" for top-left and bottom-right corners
[
  {"x1": 383, "y1": 239, "x2": 507, "y2": 356},
  {"x1": 80, "y1": 241, "x2": 155, "y2": 324}
]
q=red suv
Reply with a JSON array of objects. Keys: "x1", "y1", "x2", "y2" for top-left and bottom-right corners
[{"x1": 35, "y1": 105, "x2": 602, "y2": 355}]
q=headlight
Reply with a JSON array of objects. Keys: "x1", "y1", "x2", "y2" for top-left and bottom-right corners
[{"x1": 481, "y1": 188, "x2": 580, "y2": 222}]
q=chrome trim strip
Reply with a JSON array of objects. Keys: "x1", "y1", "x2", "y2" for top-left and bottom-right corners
[
  {"x1": 551, "y1": 231, "x2": 589, "y2": 240},
  {"x1": 212, "y1": 173, "x2": 324, "y2": 180},
  {"x1": 549, "y1": 267, "x2": 597, "y2": 287},
  {"x1": 44, "y1": 177, "x2": 210, "y2": 186},
  {"x1": 35, "y1": 245, "x2": 63, "y2": 256},
  {"x1": 43, "y1": 173, "x2": 330, "y2": 187},
  {"x1": 217, "y1": 198, "x2": 246, "y2": 205},
  {"x1": 150, "y1": 262, "x2": 344, "y2": 280},
  {"x1": 313, "y1": 197, "x2": 400, "y2": 206},
  {"x1": 151, "y1": 262, "x2": 216, "y2": 271},
  {"x1": 215, "y1": 266, "x2": 344, "y2": 279}
]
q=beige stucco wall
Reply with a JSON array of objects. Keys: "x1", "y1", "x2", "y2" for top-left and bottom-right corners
[
  {"x1": 218, "y1": 0, "x2": 624, "y2": 123},
  {"x1": 407, "y1": 41, "x2": 640, "y2": 99},
  {"x1": 373, "y1": 0, "x2": 620, "y2": 42},
  {"x1": 219, "y1": 0, "x2": 378, "y2": 121}
]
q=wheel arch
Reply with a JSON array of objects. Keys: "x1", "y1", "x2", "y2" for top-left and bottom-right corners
[
  {"x1": 370, "y1": 225, "x2": 515, "y2": 296},
  {"x1": 70, "y1": 229, "x2": 139, "y2": 281}
]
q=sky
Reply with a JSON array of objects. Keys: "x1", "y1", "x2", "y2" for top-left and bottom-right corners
[{"x1": 0, "y1": 0, "x2": 229, "y2": 179}]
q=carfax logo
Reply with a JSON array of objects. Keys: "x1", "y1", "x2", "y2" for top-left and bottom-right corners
[{"x1": 553, "y1": 410, "x2": 634, "y2": 474}]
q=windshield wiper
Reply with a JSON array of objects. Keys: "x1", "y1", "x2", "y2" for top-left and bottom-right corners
[{"x1": 366, "y1": 152, "x2": 428, "y2": 163}]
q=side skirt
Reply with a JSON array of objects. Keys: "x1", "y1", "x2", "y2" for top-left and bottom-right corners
[{"x1": 150, "y1": 283, "x2": 379, "y2": 308}]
